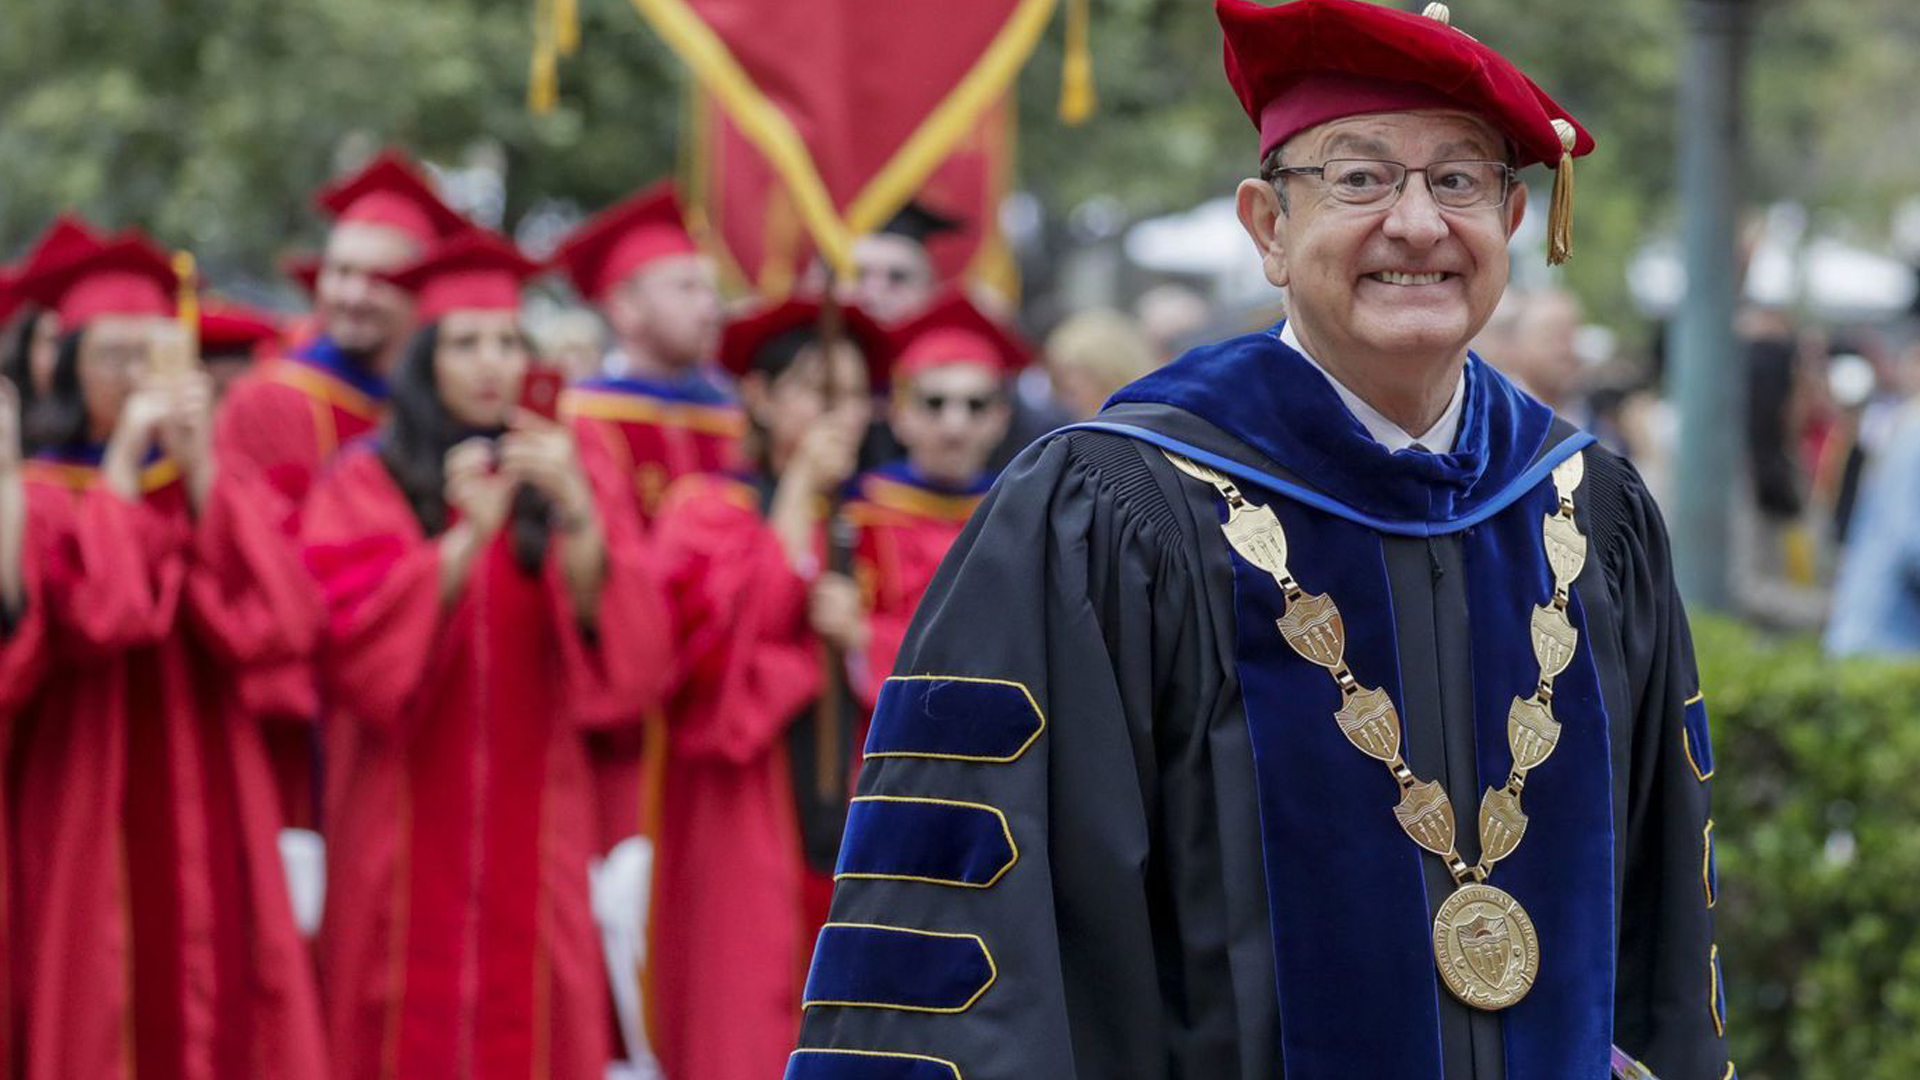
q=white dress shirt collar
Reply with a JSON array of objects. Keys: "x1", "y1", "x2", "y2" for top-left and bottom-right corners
[{"x1": 1280, "y1": 320, "x2": 1466, "y2": 454}]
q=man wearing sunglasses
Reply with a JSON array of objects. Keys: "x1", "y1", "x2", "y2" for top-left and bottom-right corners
[
  {"x1": 833, "y1": 291, "x2": 1025, "y2": 717},
  {"x1": 791, "y1": 2, "x2": 1729, "y2": 1079}
]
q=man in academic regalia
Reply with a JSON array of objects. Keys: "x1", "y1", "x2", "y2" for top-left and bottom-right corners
[
  {"x1": 549, "y1": 182, "x2": 740, "y2": 1066},
  {"x1": 551, "y1": 181, "x2": 741, "y2": 860},
  {"x1": 843, "y1": 290, "x2": 1025, "y2": 716},
  {"x1": 836, "y1": 200, "x2": 964, "y2": 326},
  {"x1": 552, "y1": 181, "x2": 737, "y2": 533},
  {"x1": 791, "y1": 3, "x2": 1732, "y2": 1080},
  {"x1": 212, "y1": 150, "x2": 470, "y2": 844}
]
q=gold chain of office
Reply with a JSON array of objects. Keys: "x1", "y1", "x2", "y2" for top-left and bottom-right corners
[{"x1": 1162, "y1": 447, "x2": 1589, "y2": 1010}]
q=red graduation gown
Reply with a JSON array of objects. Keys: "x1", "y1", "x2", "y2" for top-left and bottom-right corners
[
  {"x1": 844, "y1": 467, "x2": 987, "y2": 718},
  {"x1": 302, "y1": 446, "x2": 669, "y2": 1080},
  {"x1": 213, "y1": 352, "x2": 384, "y2": 830},
  {"x1": 648, "y1": 473, "x2": 823, "y2": 1080},
  {"x1": 7, "y1": 457, "x2": 328, "y2": 1080},
  {"x1": 564, "y1": 377, "x2": 744, "y2": 856},
  {"x1": 0, "y1": 504, "x2": 50, "y2": 1080}
]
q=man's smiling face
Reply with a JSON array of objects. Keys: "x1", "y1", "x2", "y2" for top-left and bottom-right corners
[{"x1": 1261, "y1": 110, "x2": 1525, "y2": 367}]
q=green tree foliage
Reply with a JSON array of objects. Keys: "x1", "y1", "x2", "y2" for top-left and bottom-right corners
[
  {"x1": 0, "y1": 0, "x2": 682, "y2": 282},
  {"x1": 1697, "y1": 616, "x2": 1920, "y2": 1080}
]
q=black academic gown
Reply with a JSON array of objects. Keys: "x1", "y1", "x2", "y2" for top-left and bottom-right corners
[{"x1": 791, "y1": 326, "x2": 1730, "y2": 1080}]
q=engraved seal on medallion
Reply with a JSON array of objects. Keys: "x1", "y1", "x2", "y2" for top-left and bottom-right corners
[{"x1": 1432, "y1": 882, "x2": 1539, "y2": 1010}]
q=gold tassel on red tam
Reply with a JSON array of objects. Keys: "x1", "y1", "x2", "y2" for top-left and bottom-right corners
[{"x1": 1547, "y1": 118, "x2": 1577, "y2": 265}]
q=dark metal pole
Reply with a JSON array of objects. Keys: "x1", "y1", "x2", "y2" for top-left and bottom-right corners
[{"x1": 1668, "y1": 0, "x2": 1752, "y2": 612}]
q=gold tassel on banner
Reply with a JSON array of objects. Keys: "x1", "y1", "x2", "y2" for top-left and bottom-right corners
[
  {"x1": 1058, "y1": 0, "x2": 1096, "y2": 125},
  {"x1": 555, "y1": 0, "x2": 580, "y2": 54},
  {"x1": 527, "y1": 0, "x2": 581, "y2": 115},
  {"x1": 1547, "y1": 118, "x2": 1577, "y2": 266}
]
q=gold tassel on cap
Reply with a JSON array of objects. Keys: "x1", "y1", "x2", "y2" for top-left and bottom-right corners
[
  {"x1": 1058, "y1": 0, "x2": 1096, "y2": 125},
  {"x1": 1547, "y1": 118, "x2": 1577, "y2": 266},
  {"x1": 172, "y1": 251, "x2": 199, "y2": 341}
]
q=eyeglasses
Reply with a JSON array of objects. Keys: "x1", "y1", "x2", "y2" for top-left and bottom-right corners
[
  {"x1": 914, "y1": 391, "x2": 999, "y2": 417},
  {"x1": 1267, "y1": 158, "x2": 1517, "y2": 211}
]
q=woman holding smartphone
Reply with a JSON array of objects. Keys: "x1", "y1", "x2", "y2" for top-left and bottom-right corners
[
  {"x1": 301, "y1": 231, "x2": 669, "y2": 1080},
  {"x1": 6, "y1": 236, "x2": 327, "y2": 1080}
]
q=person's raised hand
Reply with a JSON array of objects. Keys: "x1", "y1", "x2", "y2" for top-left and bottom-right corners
[
  {"x1": 788, "y1": 415, "x2": 862, "y2": 497},
  {"x1": 155, "y1": 371, "x2": 217, "y2": 504},
  {"x1": 0, "y1": 377, "x2": 22, "y2": 477},
  {"x1": 443, "y1": 438, "x2": 513, "y2": 538},
  {"x1": 499, "y1": 410, "x2": 595, "y2": 528},
  {"x1": 808, "y1": 570, "x2": 869, "y2": 653}
]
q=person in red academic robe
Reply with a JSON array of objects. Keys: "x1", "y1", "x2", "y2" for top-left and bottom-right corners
[
  {"x1": 842, "y1": 290, "x2": 1026, "y2": 713},
  {"x1": 552, "y1": 181, "x2": 738, "y2": 532},
  {"x1": 301, "y1": 231, "x2": 669, "y2": 1080},
  {"x1": 2, "y1": 215, "x2": 109, "y2": 442},
  {"x1": 199, "y1": 304, "x2": 282, "y2": 403},
  {"x1": 6, "y1": 236, "x2": 328, "y2": 1080},
  {"x1": 212, "y1": 151, "x2": 472, "y2": 842},
  {"x1": 646, "y1": 298, "x2": 891, "y2": 1080},
  {"x1": 550, "y1": 182, "x2": 739, "y2": 885},
  {"x1": 0, "y1": 372, "x2": 36, "y2": 1080}
]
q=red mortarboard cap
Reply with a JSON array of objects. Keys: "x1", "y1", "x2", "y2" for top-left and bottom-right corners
[
  {"x1": 1216, "y1": 0, "x2": 1592, "y2": 165},
  {"x1": 887, "y1": 290, "x2": 1032, "y2": 381},
  {"x1": 2, "y1": 215, "x2": 109, "y2": 324},
  {"x1": 550, "y1": 181, "x2": 700, "y2": 302},
  {"x1": 200, "y1": 304, "x2": 283, "y2": 358},
  {"x1": 280, "y1": 252, "x2": 322, "y2": 297},
  {"x1": 14, "y1": 214, "x2": 109, "y2": 281},
  {"x1": 718, "y1": 299, "x2": 893, "y2": 388},
  {"x1": 383, "y1": 231, "x2": 540, "y2": 325},
  {"x1": 314, "y1": 151, "x2": 471, "y2": 246},
  {"x1": 21, "y1": 233, "x2": 176, "y2": 328},
  {"x1": 1215, "y1": 0, "x2": 1593, "y2": 262}
]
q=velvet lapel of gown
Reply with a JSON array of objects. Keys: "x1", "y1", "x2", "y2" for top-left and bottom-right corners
[{"x1": 1093, "y1": 325, "x2": 1614, "y2": 1080}]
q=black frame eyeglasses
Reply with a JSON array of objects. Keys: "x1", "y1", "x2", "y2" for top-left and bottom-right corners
[{"x1": 1266, "y1": 158, "x2": 1518, "y2": 211}]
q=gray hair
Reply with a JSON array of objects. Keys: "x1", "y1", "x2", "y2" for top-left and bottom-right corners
[{"x1": 1258, "y1": 145, "x2": 1292, "y2": 215}]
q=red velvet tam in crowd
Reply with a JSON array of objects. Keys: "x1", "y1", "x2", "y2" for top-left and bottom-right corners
[
  {"x1": 550, "y1": 180, "x2": 701, "y2": 303},
  {"x1": 886, "y1": 289, "x2": 1032, "y2": 383},
  {"x1": 200, "y1": 305, "x2": 283, "y2": 358},
  {"x1": 718, "y1": 298, "x2": 893, "y2": 388},
  {"x1": 279, "y1": 251, "x2": 322, "y2": 297},
  {"x1": 1, "y1": 214, "x2": 109, "y2": 324},
  {"x1": 1215, "y1": 0, "x2": 1595, "y2": 262},
  {"x1": 313, "y1": 151, "x2": 472, "y2": 247},
  {"x1": 21, "y1": 233, "x2": 177, "y2": 329},
  {"x1": 383, "y1": 231, "x2": 541, "y2": 325}
]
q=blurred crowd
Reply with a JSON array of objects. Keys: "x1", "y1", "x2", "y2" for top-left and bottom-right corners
[
  {"x1": 0, "y1": 149, "x2": 1177, "y2": 1080},
  {"x1": 1477, "y1": 284, "x2": 1920, "y2": 655}
]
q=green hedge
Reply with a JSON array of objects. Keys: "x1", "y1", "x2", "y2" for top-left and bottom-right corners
[{"x1": 1697, "y1": 616, "x2": 1920, "y2": 1080}]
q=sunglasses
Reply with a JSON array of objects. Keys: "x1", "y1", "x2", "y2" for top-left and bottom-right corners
[
  {"x1": 861, "y1": 265, "x2": 921, "y2": 288},
  {"x1": 914, "y1": 391, "x2": 999, "y2": 417}
]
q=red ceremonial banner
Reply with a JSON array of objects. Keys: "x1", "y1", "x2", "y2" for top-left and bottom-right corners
[
  {"x1": 684, "y1": 90, "x2": 1018, "y2": 301},
  {"x1": 623, "y1": 0, "x2": 1066, "y2": 281}
]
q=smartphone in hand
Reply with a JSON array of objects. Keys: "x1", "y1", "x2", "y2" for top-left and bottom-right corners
[
  {"x1": 518, "y1": 366, "x2": 565, "y2": 423},
  {"x1": 147, "y1": 322, "x2": 199, "y2": 380}
]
